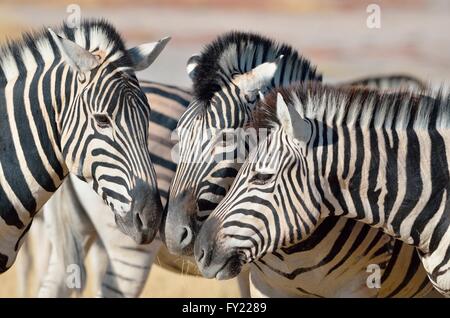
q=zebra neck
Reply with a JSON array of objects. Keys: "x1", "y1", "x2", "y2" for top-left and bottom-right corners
[
  {"x1": 0, "y1": 56, "x2": 73, "y2": 271},
  {"x1": 307, "y1": 124, "x2": 450, "y2": 253},
  {"x1": 0, "y1": 57, "x2": 70, "y2": 264}
]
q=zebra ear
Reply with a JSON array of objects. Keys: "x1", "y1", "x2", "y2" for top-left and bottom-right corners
[
  {"x1": 186, "y1": 54, "x2": 201, "y2": 80},
  {"x1": 276, "y1": 92, "x2": 311, "y2": 142},
  {"x1": 235, "y1": 55, "x2": 284, "y2": 95},
  {"x1": 48, "y1": 28, "x2": 100, "y2": 73},
  {"x1": 276, "y1": 93, "x2": 294, "y2": 136},
  {"x1": 128, "y1": 36, "x2": 171, "y2": 71}
]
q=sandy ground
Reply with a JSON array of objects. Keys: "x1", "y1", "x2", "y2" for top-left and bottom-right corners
[
  {"x1": 0, "y1": 265, "x2": 241, "y2": 298},
  {"x1": 0, "y1": 264, "x2": 241, "y2": 298},
  {"x1": 0, "y1": 0, "x2": 449, "y2": 297},
  {"x1": 0, "y1": 246, "x2": 241, "y2": 298}
]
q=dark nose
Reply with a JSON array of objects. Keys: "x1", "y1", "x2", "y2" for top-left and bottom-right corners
[
  {"x1": 194, "y1": 227, "x2": 214, "y2": 270},
  {"x1": 130, "y1": 179, "x2": 163, "y2": 244},
  {"x1": 163, "y1": 189, "x2": 198, "y2": 255},
  {"x1": 195, "y1": 245, "x2": 212, "y2": 269}
]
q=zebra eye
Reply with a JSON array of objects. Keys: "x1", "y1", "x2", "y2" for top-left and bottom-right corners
[
  {"x1": 93, "y1": 114, "x2": 111, "y2": 128},
  {"x1": 249, "y1": 172, "x2": 274, "y2": 185}
]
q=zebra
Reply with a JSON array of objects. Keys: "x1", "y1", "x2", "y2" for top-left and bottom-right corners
[
  {"x1": 32, "y1": 77, "x2": 431, "y2": 298},
  {"x1": 194, "y1": 84, "x2": 450, "y2": 297},
  {"x1": 36, "y1": 80, "x2": 193, "y2": 297},
  {"x1": 18, "y1": 80, "x2": 252, "y2": 298},
  {"x1": 162, "y1": 31, "x2": 435, "y2": 297},
  {"x1": 15, "y1": 213, "x2": 49, "y2": 297},
  {"x1": 28, "y1": 76, "x2": 427, "y2": 298},
  {"x1": 163, "y1": 31, "x2": 321, "y2": 256},
  {"x1": 0, "y1": 20, "x2": 170, "y2": 273}
]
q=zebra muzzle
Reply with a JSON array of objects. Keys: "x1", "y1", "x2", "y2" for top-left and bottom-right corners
[
  {"x1": 194, "y1": 219, "x2": 243, "y2": 280},
  {"x1": 163, "y1": 189, "x2": 199, "y2": 255},
  {"x1": 115, "y1": 179, "x2": 163, "y2": 244}
]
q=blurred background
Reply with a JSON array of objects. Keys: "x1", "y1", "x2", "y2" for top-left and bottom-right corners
[{"x1": 0, "y1": 0, "x2": 449, "y2": 297}]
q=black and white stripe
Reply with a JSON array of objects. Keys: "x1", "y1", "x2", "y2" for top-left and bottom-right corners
[
  {"x1": 0, "y1": 20, "x2": 167, "y2": 273},
  {"x1": 164, "y1": 32, "x2": 321, "y2": 256},
  {"x1": 164, "y1": 32, "x2": 435, "y2": 297},
  {"x1": 195, "y1": 84, "x2": 449, "y2": 296},
  {"x1": 35, "y1": 81, "x2": 191, "y2": 297}
]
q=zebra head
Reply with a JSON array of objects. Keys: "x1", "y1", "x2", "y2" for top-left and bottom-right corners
[
  {"x1": 49, "y1": 21, "x2": 170, "y2": 244},
  {"x1": 163, "y1": 32, "x2": 321, "y2": 256},
  {"x1": 194, "y1": 89, "x2": 319, "y2": 279}
]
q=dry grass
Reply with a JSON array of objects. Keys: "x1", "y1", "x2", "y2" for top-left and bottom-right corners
[{"x1": 0, "y1": 254, "x2": 240, "y2": 298}]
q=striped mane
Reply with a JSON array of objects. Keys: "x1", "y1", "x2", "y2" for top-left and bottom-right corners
[
  {"x1": 0, "y1": 19, "x2": 130, "y2": 81},
  {"x1": 251, "y1": 83, "x2": 450, "y2": 131},
  {"x1": 192, "y1": 31, "x2": 322, "y2": 104}
]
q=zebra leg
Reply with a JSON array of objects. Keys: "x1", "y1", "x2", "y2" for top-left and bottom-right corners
[
  {"x1": 15, "y1": 213, "x2": 50, "y2": 297},
  {"x1": 88, "y1": 238, "x2": 109, "y2": 297},
  {"x1": 67, "y1": 175, "x2": 159, "y2": 298},
  {"x1": 38, "y1": 180, "x2": 96, "y2": 298},
  {"x1": 15, "y1": 213, "x2": 51, "y2": 297},
  {"x1": 97, "y1": 240, "x2": 160, "y2": 298},
  {"x1": 419, "y1": 250, "x2": 450, "y2": 297},
  {"x1": 236, "y1": 268, "x2": 251, "y2": 297},
  {"x1": 31, "y1": 214, "x2": 51, "y2": 296},
  {"x1": 416, "y1": 203, "x2": 450, "y2": 297},
  {"x1": 92, "y1": 213, "x2": 160, "y2": 298},
  {"x1": 15, "y1": 234, "x2": 32, "y2": 297}
]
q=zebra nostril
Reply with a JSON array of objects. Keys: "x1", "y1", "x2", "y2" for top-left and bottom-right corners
[
  {"x1": 134, "y1": 211, "x2": 143, "y2": 230},
  {"x1": 179, "y1": 226, "x2": 193, "y2": 248},
  {"x1": 197, "y1": 248, "x2": 206, "y2": 264},
  {"x1": 180, "y1": 227, "x2": 188, "y2": 242}
]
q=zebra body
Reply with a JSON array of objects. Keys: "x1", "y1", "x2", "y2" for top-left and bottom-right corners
[
  {"x1": 195, "y1": 84, "x2": 450, "y2": 296},
  {"x1": 248, "y1": 218, "x2": 432, "y2": 297},
  {"x1": 164, "y1": 32, "x2": 434, "y2": 297},
  {"x1": 164, "y1": 32, "x2": 321, "y2": 256},
  {"x1": 339, "y1": 74, "x2": 427, "y2": 91}
]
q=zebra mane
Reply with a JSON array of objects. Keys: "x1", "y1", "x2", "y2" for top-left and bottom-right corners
[
  {"x1": 251, "y1": 83, "x2": 450, "y2": 131},
  {"x1": 192, "y1": 31, "x2": 322, "y2": 103},
  {"x1": 0, "y1": 19, "x2": 129, "y2": 79}
]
